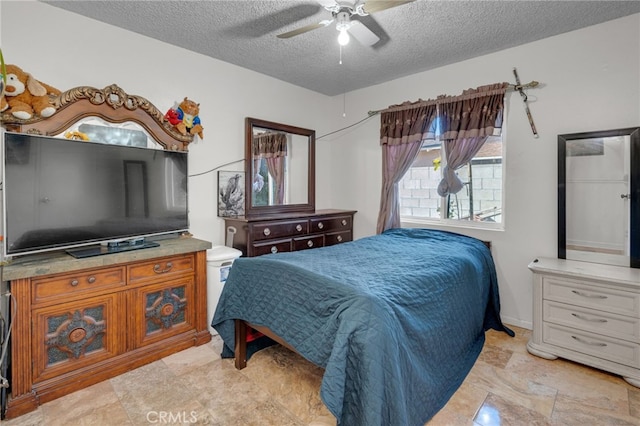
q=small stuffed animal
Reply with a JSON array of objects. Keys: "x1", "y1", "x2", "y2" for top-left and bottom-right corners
[
  {"x1": 166, "y1": 97, "x2": 204, "y2": 139},
  {"x1": 4, "y1": 64, "x2": 61, "y2": 120}
]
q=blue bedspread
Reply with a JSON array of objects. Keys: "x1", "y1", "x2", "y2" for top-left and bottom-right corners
[{"x1": 212, "y1": 228, "x2": 513, "y2": 426}]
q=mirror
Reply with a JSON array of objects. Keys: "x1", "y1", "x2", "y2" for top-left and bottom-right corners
[
  {"x1": 558, "y1": 127, "x2": 640, "y2": 268},
  {"x1": 245, "y1": 117, "x2": 315, "y2": 217}
]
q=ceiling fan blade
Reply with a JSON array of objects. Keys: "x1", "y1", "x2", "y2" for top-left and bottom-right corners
[
  {"x1": 348, "y1": 21, "x2": 380, "y2": 46},
  {"x1": 277, "y1": 19, "x2": 333, "y2": 39},
  {"x1": 362, "y1": 0, "x2": 415, "y2": 14}
]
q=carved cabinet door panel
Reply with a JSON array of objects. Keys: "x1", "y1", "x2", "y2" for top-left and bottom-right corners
[
  {"x1": 133, "y1": 277, "x2": 196, "y2": 348},
  {"x1": 32, "y1": 293, "x2": 124, "y2": 383}
]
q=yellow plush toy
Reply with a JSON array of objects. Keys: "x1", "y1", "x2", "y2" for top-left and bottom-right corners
[
  {"x1": 4, "y1": 64, "x2": 61, "y2": 119},
  {"x1": 165, "y1": 97, "x2": 204, "y2": 139}
]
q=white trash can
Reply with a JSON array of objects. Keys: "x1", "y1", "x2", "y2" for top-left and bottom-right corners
[{"x1": 206, "y1": 246, "x2": 242, "y2": 335}]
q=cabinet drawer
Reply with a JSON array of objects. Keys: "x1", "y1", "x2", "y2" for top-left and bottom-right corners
[
  {"x1": 325, "y1": 230, "x2": 352, "y2": 247},
  {"x1": 33, "y1": 267, "x2": 125, "y2": 304},
  {"x1": 543, "y1": 323, "x2": 640, "y2": 368},
  {"x1": 543, "y1": 300, "x2": 640, "y2": 342},
  {"x1": 253, "y1": 239, "x2": 292, "y2": 256},
  {"x1": 310, "y1": 216, "x2": 352, "y2": 233},
  {"x1": 542, "y1": 276, "x2": 640, "y2": 317},
  {"x1": 252, "y1": 220, "x2": 308, "y2": 241},
  {"x1": 128, "y1": 255, "x2": 194, "y2": 283},
  {"x1": 293, "y1": 235, "x2": 324, "y2": 251}
]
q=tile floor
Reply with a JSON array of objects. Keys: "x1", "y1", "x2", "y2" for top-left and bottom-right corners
[{"x1": 3, "y1": 325, "x2": 640, "y2": 425}]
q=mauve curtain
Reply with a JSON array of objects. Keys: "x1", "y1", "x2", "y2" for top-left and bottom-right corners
[
  {"x1": 376, "y1": 102, "x2": 437, "y2": 234},
  {"x1": 437, "y1": 83, "x2": 508, "y2": 197},
  {"x1": 253, "y1": 132, "x2": 288, "y2": 204}
]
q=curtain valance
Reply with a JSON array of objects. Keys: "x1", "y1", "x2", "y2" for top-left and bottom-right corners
[{"x1": 253, "y1": 132, "x2": 288, "y2": 158}]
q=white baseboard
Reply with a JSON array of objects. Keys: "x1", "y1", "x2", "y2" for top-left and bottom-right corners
[{"x1": 501, "y1": 315, "x2": 532, "y2": 330}]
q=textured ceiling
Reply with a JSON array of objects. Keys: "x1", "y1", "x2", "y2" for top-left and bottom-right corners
[{"x1": 43, "y1": 1, "x2": 640, "y2": 96}]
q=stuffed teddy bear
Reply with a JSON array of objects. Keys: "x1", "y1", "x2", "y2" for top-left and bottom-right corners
[
  {"x1": 165, "y1": 97, "x2": 204, "y2": 139},
  {"x1": 4, "y1": 64, "x2": 61, "y2": 120}
]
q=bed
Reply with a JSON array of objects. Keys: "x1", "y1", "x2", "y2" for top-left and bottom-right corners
[{"x1": 211, "y1": 228, "x2": 514, "y2": 426}]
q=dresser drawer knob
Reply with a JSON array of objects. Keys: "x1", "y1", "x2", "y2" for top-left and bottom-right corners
[
  {"x1": 70, "y1": 279, "x2": 79, "y2": 287},
  {"x1": 337, "y1": 235, "x2": 343, "y2": 242},
  {"x1": 571, "y1": 313, "x2": 608, "y2": 323},
  {"x1": 153, "y1": 262, "x2": 173, "y2": 274},
  {"x1": 296, "y1": 224, "x2": 303, "y2": 232},
  {"x1": 263, "y1": 228, "x2": 271, "y2": 236},
  {"x1": 307, "y1": 240, "x2": 314, "y2": 248},
  {"x1": 571, "y1": 335, "x2": 607, "y2": 347},
  {"x1": 571, "y1": 290, "x2": 607, "y2": 299},
  {"x1": 271, "y1": 246, "x2": 278, "y2": 254},
  {"x1": 318, "y1": 222, "x2": 324, "y2": 229},
  {"x1": 341, "y1": 219, "x2": 347, "y2": 226},
  {"x1": 87, "y1": 276, "x2": 96, "y2": 284}
]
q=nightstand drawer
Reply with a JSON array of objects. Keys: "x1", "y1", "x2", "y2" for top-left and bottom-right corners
[
  {"x1": 543, "y1": 276, "x2": 639, "y2": 317},
  {"x1": 543, "y1": 300, "x2": 640, "y2": 342},
  {"x1": 543, "y1": 323, "x2": 640, "y2": 368},
  {"x1": 128, "y1": 255, "x2": 195, "y2": 283},
  {"x1": 252, "y1": 220, "x2": 308, "y2": 241},
  {"x1": 33, "y1": 267, "x2": 125, "y2": 303}
]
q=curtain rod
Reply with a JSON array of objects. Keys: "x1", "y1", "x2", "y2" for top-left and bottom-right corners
[{"x1": 367, "y1": 80, "x2": 540, "y2": 116}]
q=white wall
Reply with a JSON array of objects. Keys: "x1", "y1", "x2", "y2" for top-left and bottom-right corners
[
  {"x1": 322, "y1": 14, "x2": 640, "y2": 328},
  {"x1": 1, "y1": 1, "x2": 639, "y2": 328}
]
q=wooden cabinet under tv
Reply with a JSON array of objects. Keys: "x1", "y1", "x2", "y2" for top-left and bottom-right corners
[{"x1": 1, "y1": 237, "x2": 212, "y2": 419}]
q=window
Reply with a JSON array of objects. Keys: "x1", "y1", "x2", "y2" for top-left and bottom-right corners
[{"x1": 399, "y1": 120, "x2": 504, "y2": 227}]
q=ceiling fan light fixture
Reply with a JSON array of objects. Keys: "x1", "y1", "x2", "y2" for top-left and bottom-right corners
[{"x1": 338, "y1": 28, "x2": 350, "y2": 46}]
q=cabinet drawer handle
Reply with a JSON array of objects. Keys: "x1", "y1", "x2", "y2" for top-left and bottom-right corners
[
  {"x1": 296, "y1": 224, "x2": 303, "y2": 232},
  {"x1": 70, "y1": 279, "x2": 79, "y2": 287},
  {"x1": 341, "y1": 219, "x2": 347, "y2": 226},
  {"x1": 571, "y1": 335, "x2": 607, "y2": 347},
  {"x1": 263, "y1": 228, "x2": 271, "y2": 236},
  {"x1": 337, "y1": 235, "x2": 343, "y2": 242},
  {"x1": 571, "y1": 313, "x2": 607, "y2": 323},
  {"x1": 271, "y1": 246, "x2": 278, "y2": 254},
  {"x1": 307, "y1": 240, "x2": 314, "y2": 248},
  {"x1": 87, "y1": 276, "x2": 96, "y2": 284},
  {"x1": 571, "y1": 290, "x2": 607, "y2": 299},
  {"x1": 153, "y1": 262, "x2": 173, "y2": 274},
  {"x1": 317, "y1": 222, "x2": 324, "y2": 229}
]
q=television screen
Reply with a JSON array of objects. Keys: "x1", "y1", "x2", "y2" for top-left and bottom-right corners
[{"x1": 2, "y1": 132, "x2": 189, "y2": 257}]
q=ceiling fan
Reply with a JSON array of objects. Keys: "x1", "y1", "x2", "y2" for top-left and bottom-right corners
[{"x1": 277, "y1": 0, "x2": 415, "y2": 47}]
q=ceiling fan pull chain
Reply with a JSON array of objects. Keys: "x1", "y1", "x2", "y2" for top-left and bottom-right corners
[{"x1": 339, "y1": 44, "x2": 343, "y2": 65}]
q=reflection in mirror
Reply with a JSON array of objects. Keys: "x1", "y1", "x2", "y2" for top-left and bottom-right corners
[
  {"x1": 245, "y1": 118, "x2": 315, "y2": 217},
  {"x1": 558, "y1": 127, "x2": 640, "y2": 268}
]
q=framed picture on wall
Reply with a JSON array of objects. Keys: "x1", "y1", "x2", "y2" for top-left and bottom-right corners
[{"x1": 218, "y1": 171, "x2": 245, "y2": 217}]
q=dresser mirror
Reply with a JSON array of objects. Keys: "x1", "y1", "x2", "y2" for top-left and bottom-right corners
[
  {"x1": 245, "y1": 117, "x2": 315, "y2": 217},
  {"x1": 558, "y1": 127, "x2": 640, "y2": 268}
]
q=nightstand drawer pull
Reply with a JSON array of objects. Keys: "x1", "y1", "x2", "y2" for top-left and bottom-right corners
[
  {"x1": 296, "y1": 224, "x2": 303, "y2": 232},
  {"x1": 317, "y1": 222, "x2": 324, "y2": 229},
  {"x1": 571, "y1": 335, "x2": 607, "y2": 347},
  {"x1": 263, "y1": 228, "x2": 271, "y2": 236},
  {"x1": 153, "y1": 262, "x2": 173, "y2": 274},
  {"x1": 70, "y1": 279, "x2": 79, "y2": 287},
  {"x1": 87, "y1": 276, "x2": 96, "y2": 284},
  {"x1": 337, "y1": 235, "x2": 343, "y2": 242},
  {"x1": 341, "y1": 219, "x2": 347, "y2": 226},
  {"x1": 271, "y1": 246, "x2": 278, "y2": 254},
  {"x1": 571, "y1": 290, "x2": 607, "y2": 299},
  {"x1": 307, "y1": 240, "x2": 314, "y2": 247},
  {"x1": 571, "y1": 313, "x2": 607, "y2": 323}
]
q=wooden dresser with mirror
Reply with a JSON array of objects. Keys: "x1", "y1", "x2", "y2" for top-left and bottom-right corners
[
  {"x1": 0, "y1": 85, "x2": 212, "y2": 418},
  {"x1": 223, "y1": 118, "x2": 355, "y2": 257}
]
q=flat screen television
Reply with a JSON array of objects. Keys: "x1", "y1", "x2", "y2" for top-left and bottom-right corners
[{"x1": 2, "y1": 131, "x2": 189, "y2": 258}]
